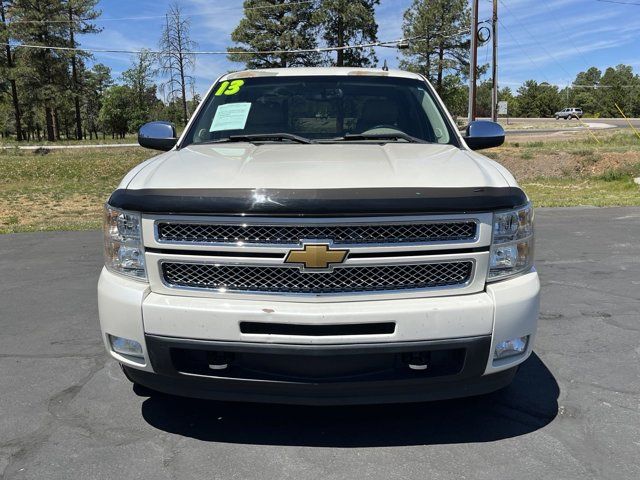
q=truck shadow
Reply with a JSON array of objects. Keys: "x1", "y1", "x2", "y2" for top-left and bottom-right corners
[{"x1": 139, "y1": 352, "x2": 558, "y2": 447}]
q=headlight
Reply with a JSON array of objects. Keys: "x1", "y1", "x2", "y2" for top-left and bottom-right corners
[
  {"x1": 489, "y1": 202, "x2": 534, "y2": 281},
  {"x1": 103, "y1": 205, "x2": 146, "y2": 280}
]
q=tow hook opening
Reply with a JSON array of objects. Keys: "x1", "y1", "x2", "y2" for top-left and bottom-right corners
[
  {"x1": 207, "y1": 351, "x2": 234, "y2": 370},
  {"x1": 403, "y1": 351, "x2": 431, "y2": 371}
]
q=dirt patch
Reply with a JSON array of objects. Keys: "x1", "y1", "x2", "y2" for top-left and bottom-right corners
[
  {"x1": 495, "y1": 148, "x2": 579, "y2": 180},
  {"x1": 583, "y1": 152, "x2": 640, "y2": 175},
  {"x1": 489, "y1": 146, "x2": 640, "y2": 181}
]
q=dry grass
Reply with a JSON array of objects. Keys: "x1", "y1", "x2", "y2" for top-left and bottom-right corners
[
  {"x1": 485, "y1": 130, "x2": 640, "y2": 179},
  {"x1": 0, "y1": 147, "x2": 151, "y2": 233},
  {"x1": 1, "y1": 132, "x2": 639, "y2": 234},
  {"x1": 521, "y1": 177, "x2": 640, "y2": 207}
]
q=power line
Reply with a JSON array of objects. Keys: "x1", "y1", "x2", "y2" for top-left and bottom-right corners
[
  {"x1": 498, "y1": 6, "x2": 618, "y2": 131},
  {"x1": 2, "y1": 31, "x2": 461, "y2": 57},
  {"x1": 9, "y1": 15, "x2": 166, "y2": 24},
  {"x1": 496, "y1": 18, "x2": 553, "y2": 84},
  {"x1": 571, "y1": 84, "x2": 640, "y2": 88},
  {"x1": 0, "y1": 42, "x2": 379, "y2": 56},
  {"x1": 6, "y1": 0, "x2": 317, "y2": 24},
  {"x1": 539, "y1": 0, "x2": 593, "y2": 68},
  {"x1": 595, "y1": 0, "x2": 640, "y2": 5},
  {"x1": 1, "y1": 25, "x2": 470, "y2": 57},
  {"x1": 498, "y1": 0, "x2": 575, "y2": 83}
]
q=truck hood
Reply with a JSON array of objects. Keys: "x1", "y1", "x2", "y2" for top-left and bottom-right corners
[{"x1": 125, "y1": 143, "x2": 512, "y2": 191}]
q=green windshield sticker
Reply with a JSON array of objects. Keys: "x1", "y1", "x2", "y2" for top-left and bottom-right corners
[
  {"x1": 214, "y1": 79, "x2": 245, "y2": 96},
  {"x1": 209, "y1": 102, "x2": 252, "y2": 132}
]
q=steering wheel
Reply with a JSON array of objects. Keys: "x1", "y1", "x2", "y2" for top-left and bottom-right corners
[{"x1": 364, "y1": 124, "x2": 400, "y2": 132}]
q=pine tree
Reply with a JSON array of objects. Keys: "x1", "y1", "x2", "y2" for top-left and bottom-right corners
[
  {"x1": 599, "y1": 65, "x2": 639, "y2": 117},
  {"x1": 83, "y1": 63, "x2": 112, "y2": 139},
  {"x1": 314, "y1": 0, "x2": 379, "y2": 67},
  {"x1": 99, "y1": 85, "x2": 131, "y2": 138},
  {"x1": 399, "y1": 0, "x2": 471, "y2": 93},
  {"x1": 65, "y1": 0, "x2": 101, "y2": 140},
  {"x1": 516, "y1": 81, "x2": 561, "y2": 118},
  {"x1": 228, "y1": 0, "x2": 322, "y2": 69},
  {"x1": 10, "y1": 0, "x2": 70, "y2": 141},
  {"x1": 159, "y1": 1, "x2": 196, "y2": 126},
  {"x1": 1, "y1": 0, "x2": 23, "y2": 140}
]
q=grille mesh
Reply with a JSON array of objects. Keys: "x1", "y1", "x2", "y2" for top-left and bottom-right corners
[
  {"x1": 162, "y1": 261, "x2": 473, "y2": 294},
  {"x1": 157, "y1": 221, "x2": 477, "y2": 245}
]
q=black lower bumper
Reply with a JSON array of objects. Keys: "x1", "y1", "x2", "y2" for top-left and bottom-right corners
[{"x1": 125, "y1": 334, "x2": 517, "y2": 405}]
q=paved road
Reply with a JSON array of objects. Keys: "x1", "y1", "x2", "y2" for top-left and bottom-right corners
[
  {"x1": 1, "y1": 208, "x2": 639, "y2": 479},
  {"x1": 489, "y1": 117, "x2": 640, "y2": 135},
  {"x1": 500, "y1": 117, "x2": 640, "y2": 128}
]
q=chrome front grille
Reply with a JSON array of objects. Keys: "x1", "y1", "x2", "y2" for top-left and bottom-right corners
[
  {"x1": 156, "y1": 221, "x2": 477, "y2": 245},
  {"x1": 161, "y1": 261, "x2": 473, "y2": 295},
  {"x1": 145, "y1": 213, "x2": 491, "y2": 299}
]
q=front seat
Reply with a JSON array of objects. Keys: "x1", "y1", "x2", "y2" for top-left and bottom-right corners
[
  {"x1": 244, "y1": 101, "x2": 286, "y2": 134},
  {"x1": 355, "y1": 98, "x2": 400, "y2": 133}
]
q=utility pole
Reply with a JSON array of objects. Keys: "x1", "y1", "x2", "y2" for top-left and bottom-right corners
[
  {"x1": 468, "y1": 0, "x2": 479, "y2": 123},
  {"x1": 491, "y1": 0, "x2": 498, "y2": 122}
]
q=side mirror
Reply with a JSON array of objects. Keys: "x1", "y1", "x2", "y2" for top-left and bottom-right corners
[
  {"x1": 463, "y1": 120, "x2": 505, "y2": 150},
  {"x1": 138, "y1": 121, "x2": 177, "y2": 151}
]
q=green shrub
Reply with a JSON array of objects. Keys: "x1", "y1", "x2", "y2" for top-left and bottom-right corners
[{"x1": 598, "y1": 169, "x2": 629, "y2": 182}]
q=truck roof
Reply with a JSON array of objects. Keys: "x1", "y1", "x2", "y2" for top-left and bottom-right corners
[{"x1": 220, "y1": 67, "x2": 425, "y2": 81}]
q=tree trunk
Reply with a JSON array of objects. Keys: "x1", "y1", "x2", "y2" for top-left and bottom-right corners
[
  {"x1": 69, "y1": 7, "x2": 83, "y2": 140},
  {"x1": 45, "y1": 107, "x2": 55, "y2": 141},
  {"x1": 336, "y1": 16, "x2": 344, "y2": 67},
  {"x1": 178, "y1": 54, "x2": 189, "y2": 125},
  {"x1": 53, "y1": 109, "x2": 61, "y2": 140},
  {"x1": 425, "y1": 39, "x2": 431, "y2": 80},
  {"x1": 74, "y1": 96, "x2": 82, "y2": 139},
  {"x1": 437, "y1": 45, "x2": 445, "y2": 93},
  {"x1": 8, "y1": 78, "x2": 22, "y2": 141}
]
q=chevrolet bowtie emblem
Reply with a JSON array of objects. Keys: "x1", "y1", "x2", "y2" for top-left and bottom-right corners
[{"x1": 284, "y1": 244, "x2": 349, "y2": 271}]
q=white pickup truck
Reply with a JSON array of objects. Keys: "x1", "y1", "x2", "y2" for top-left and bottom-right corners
[{"x1": 98, "y1": 67, "x2": 539, "y2": 405}]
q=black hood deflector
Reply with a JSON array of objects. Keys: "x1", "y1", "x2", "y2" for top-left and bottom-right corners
[{"x1": 108, "y1": 187, "x2": 528, "y2": 216}]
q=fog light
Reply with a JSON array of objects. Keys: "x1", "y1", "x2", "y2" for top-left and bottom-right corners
[
  {"x1": 109, "y1": 335, "x2": 144, "y2": 359},
  {"x1": 494, "y1": 336, "x2": 528, "y2": 360}
]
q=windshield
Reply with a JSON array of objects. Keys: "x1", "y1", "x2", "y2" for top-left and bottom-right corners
[{"x1": 182, "y1": 75, "x2": 457, "y2": 146}]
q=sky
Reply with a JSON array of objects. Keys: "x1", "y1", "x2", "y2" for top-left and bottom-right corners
[{"x1": 78, "y1": 0, "x2": 640, "y2": 96}]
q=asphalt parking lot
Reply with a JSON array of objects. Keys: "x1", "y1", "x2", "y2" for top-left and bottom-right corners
[{"x1": 1, "y1": 207, "x2": 639, "y2": 480}]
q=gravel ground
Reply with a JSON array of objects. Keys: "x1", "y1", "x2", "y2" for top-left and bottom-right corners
[{"x1": 0, "y1": 207, "x2": 639, "y2": 479}]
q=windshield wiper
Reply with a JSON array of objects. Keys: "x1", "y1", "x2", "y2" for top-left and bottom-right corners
[
  {"x1": 331, "y1": 133, "x2": 428, "y2": 144},
  {"x1": 202, "y1": 133, "x2": 315, "y2": 145}
]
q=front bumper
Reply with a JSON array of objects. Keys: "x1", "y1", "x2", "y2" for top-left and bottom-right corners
[
  {"x1": 98, "y1": 268, "x2": 539, "y2": 404},
  {"x1": 124, "y1": 335, "x2": 518, "y2": 405}
]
